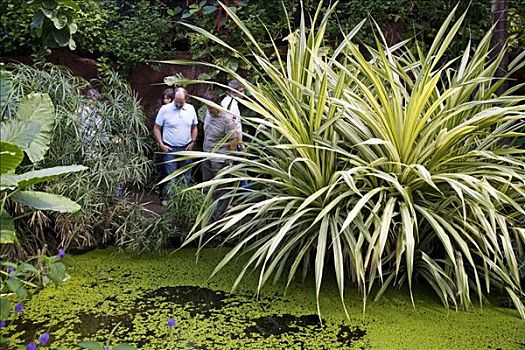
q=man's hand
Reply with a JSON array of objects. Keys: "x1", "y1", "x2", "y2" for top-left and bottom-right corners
[
  {"x1": 159, "y1": 144, "x2": 170, "y2": 152},
  {"x1": 186, "y1": 141, "x2": 195, "y2": 151}
]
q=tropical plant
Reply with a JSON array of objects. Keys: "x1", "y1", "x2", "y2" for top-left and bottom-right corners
[
  {"x1": 0, "y1": 69, "x2": 79, "y2": 347},
  {"x1": 28, "y1": 0, "x2": 80, "y2": 50},
  {"x1": 0, "y1": 69, "x2": 86, "y2": 245},
  {"x1": 165, "y1": 2, "x2": 525, "y2": 318},
  {"x1": 1, "y1": 64, "x2": 153, "y2": 255}
]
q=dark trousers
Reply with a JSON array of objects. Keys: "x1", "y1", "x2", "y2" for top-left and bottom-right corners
[{"x1": 161, "y1": 145, "x2": 192, "y2": 198}]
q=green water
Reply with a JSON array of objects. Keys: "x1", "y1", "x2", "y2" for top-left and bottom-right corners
[{"x1": 3, "y1": 248, "x2": 524, "y2": 349}]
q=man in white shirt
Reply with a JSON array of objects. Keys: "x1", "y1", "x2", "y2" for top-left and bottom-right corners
[
  {"x1": 153, "y1": 87, "x2": 198, "y2": 194},
  {"x1": 221, "y1": 80, "x2": 244, "y2": 149},
  {"x1": 221, "y1": 80, "x2": 250, "y2": 188}
]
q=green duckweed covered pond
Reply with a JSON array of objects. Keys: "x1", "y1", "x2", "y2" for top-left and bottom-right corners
[{"x1": 4, "y1": 248, "x2": 524, "y2": 349}]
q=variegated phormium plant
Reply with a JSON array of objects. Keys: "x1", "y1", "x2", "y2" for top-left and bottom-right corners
[{"x1": 164, "y1": 2, "x2": 525, "y2": 318}]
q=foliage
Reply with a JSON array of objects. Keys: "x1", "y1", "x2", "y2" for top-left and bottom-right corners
[
  {"x1": 0, "y1": 0, "x2": 81, "y2": 55},
  {"x1": 1, "y1": 64, "x2": 152, "y2": 256},
  {"x1": 509, "y1": 5, "x2": 525, "y2": 50},
  {"x1": 0, "y1": 249, "x2": 68, "y2": 347},
  {"x1": 113, "y1": 182, "x2": 206, "y2": 254},
  {"x1": 0, "y1": 251, "x2": 68, "y2": 319},
  {"x1": 112, "y1": 201, "x2": 176, "y2": 254},
  {"x1": 0, "y1": 1, "x2": 36, "y2": 56},
  {"x1": 0, "y1": 71, "x2": 73, "y2": 349},
  {"x1": 73, "y1": 0, "x2": 116, "y2": 57},
  {"x1": 28, "y1": 0, "x2": 80, "y2": 50},
  {"x1": 0, "y1": 69, "x2": 86, "y2": 245},
  {"x1": 2, "y1": 0, "x2": 524, "y2": 76},
  {"x1": 166, "y1": 3, "x2": 525, "y2": 318},
  {"x1": 96, "y1": 1, "x2": 172, "y2": 70},
  {"x1": 165, "y1": 181, "x2": 206, "y2": 236}
]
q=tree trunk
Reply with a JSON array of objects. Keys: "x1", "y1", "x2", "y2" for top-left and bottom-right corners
[{"x1": 491, "y1": 0, "x2": 509, "y2": 94}]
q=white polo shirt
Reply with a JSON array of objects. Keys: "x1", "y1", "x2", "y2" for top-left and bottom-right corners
[
  {"x1": 155, "y1": 102, "x2": 198, "y2": 147},
  {"x1": 221, "y1": 95, "x2": 242, "y2": 140}
]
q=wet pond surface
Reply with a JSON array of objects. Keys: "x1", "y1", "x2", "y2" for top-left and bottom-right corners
[{"x1": 2, "y1": 248, "x2": 523, "y2": 349}]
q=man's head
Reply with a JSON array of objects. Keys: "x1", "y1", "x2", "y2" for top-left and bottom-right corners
[
  {"x1": 227, "y1": 80, "x2": 244, "y2": 98},
  {"x1": 204, "y1": 91, "x2": 221, "y2": 117},
  {"x1": 174, "y1": 87, "x2": 188, "y2": 109}
]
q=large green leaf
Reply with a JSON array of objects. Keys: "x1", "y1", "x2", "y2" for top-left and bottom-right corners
[
  {"x1": 12, "y1": 191, "x2": 81, "y2": 213},
  {"x1": 0, "y1": 209, "x2": 17, "y2": 244},
  {"x1": 0, "y1": 70, "x2": 12, "y2": 110},
  {"x1": 0, "y1": 174, "x2": 19, "y2": 191},
  {"x1": 48, "y1": 261, "x2": 66, "y2": 286},
  {"x1": 16, "y1": 165, "x2": 87, "y2": 189},
  {"x1": 17, "y1": 93, "x2": 55, "y2": 163},
  {"x1": 6, "y1": 278, "x2": 28, "y2": 299},
  {"x1": 0, "y1": 142, "x2": 24, "y2": 174},
  {"x1": 0, "y1": 120, "x2": 41, "y2": 151}
]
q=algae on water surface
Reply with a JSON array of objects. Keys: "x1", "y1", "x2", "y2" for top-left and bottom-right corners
[{"x1": 3, "y1": 248, "x2": 524, "y2": 349}]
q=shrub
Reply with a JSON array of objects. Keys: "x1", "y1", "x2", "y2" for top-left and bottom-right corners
[
  {"x1": 1, "y1": 64, "x2": 153, "y2": 256},
  {"x1": 169, "y1": 3, "x2": 525, "y2": 318},
  {"x1": 98, "y1": 1, "x2": 171, "y2": 70},
  {"x1": 113, "y1": 181, "x2": 206, "y2": 254}
]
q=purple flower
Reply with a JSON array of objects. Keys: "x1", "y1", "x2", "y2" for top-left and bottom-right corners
[
  {"x1": 7, "y1": 266, "x2": 14, "y2": 280},
  {"x1": 56, "y1": 248, "x2": 65, "y2": 259},
  {"x1": 167, "y1": 317, "x2": 176, "y2": 327},
  {"x1": 26, "y1": 342, "x2": 37, "y2": 350},
  {"x1": 0, "y1": 320, "x2": 6, "y2": 329},
  {"x1": 103, "y1": 347, "x2": 109, "y2": 350},
  {"x1": 38, "y1": 332, "x2": 49, "y2": 346},
  {"x1": 14, "y1": 302, "x2": 24, "y2": 313}
]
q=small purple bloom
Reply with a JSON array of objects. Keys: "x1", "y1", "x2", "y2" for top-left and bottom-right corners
[
  {"x1": 38, "y1": 332, "x2": 49, "y2": 346},
  {"x1": 7, "y1": 266, "x2": 14, "y2": 280},
  {"x1": 103, "y1": 346, "x2": 109, "y2": 350},
  {"x1": 167, "y1": 317, "x2": 176, "y2": 327},
  {"x1": 14, "y1": 302, "x2": 24, "y2": 313},
  {"x1": 0, "y1": 320, "x2": 6, "y2": 329},
  {"x1": 56, "y1": 248, "x2": 65, "y2": 259},
  {"x1": 26, "y1": 342, "x2": 37, "y2": 350}
]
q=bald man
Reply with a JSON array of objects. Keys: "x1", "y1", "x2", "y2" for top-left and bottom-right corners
[{"x1": 153, "y1": 87, "x2": 198, "y2": 197}]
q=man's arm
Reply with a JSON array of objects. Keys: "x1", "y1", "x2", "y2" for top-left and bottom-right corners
[
  {"x1": 186, "y1": 107, "x2": 198, "y2": 151},
  {"x1": 153, "y1": 124, "x2": 169, "y2": 152},
  {"x1": 226, "y1": 119, "x2": 239, "y2": 151},
  {"x1": 186, "y1": 124, "x2": 198, "y2": 151}
]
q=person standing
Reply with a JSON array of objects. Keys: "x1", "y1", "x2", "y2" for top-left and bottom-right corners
[
  {"x1": 153, "y1": 87, "x2": 198, "y2": 198},
  {"x1": 202, "y1": 91, "x2": 238, "y2": 181},
  {"x1": 152, "y1": 88, "x2": 175, "y2": 181},
  {"x1": 221, "y1": 80, "x2": 245, "y2": 149},
  {"x1": 221, "y1": 80, "x2": 249, "y2": 188},
  {"x1": 203, "y1": 91, "x2": 238, "y2": 219},
  {"x1": 78, "y1": 88, "x2": 109, "y2": 158}
]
